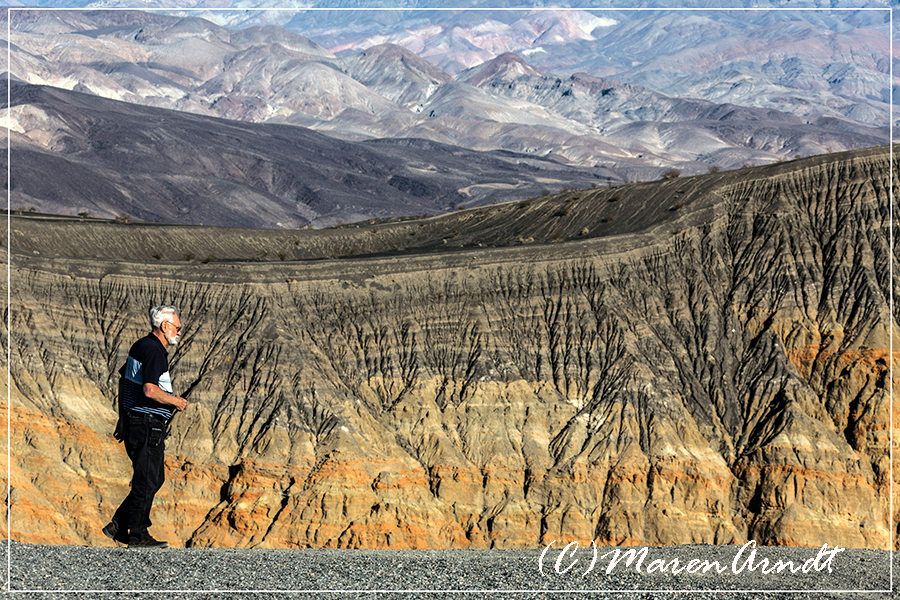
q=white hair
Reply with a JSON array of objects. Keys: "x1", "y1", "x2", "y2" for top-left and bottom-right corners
[{"x1": 150, "y1": 305, "x2": 179, "y2": 329}]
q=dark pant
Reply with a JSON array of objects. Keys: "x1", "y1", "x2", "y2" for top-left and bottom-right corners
[{"x1": 112, "y1": 412, "x2": 167, "y2": 541}]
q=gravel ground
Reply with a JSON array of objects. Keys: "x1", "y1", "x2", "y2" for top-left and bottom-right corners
[{"x1": 3, "y1": 541, "x2": 896, "y2": 599}]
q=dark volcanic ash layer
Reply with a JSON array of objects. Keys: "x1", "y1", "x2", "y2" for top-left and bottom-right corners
[{"x1": 3, "y1": 146, "x2": 896, "y2": 551}]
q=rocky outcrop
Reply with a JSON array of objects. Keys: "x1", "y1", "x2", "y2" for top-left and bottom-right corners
[{"x1": 2, "y1": 147, "x2": 896, "y2": 550}]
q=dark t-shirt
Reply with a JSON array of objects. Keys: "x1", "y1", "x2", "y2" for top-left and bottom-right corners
[{"x1": 121, "y1": 334, "x2": 175, "y2": 420}]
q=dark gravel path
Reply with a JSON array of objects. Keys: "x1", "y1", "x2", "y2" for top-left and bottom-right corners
[{"x1": 3, "y1": 541, "x2": 895, "y2": 599}]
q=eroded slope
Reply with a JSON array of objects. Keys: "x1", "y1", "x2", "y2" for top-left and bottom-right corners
[{"x1": 3, "y1": 147, "x2": 896, "y2": 549}]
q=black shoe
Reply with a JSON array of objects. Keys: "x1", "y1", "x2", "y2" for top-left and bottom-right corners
[
  {"x1": 102, "y1": 521, "x2": 129, "y2": 544},
  {"x1": 102, "y1": 521, "x2": 118, "y2": 539},
  {"x1": 128, "y1": 536, "x2": 169, "y2": 549}
]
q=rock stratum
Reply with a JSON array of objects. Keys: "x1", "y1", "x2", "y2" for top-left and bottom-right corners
[{"x1": 3, "y1": 146, "x2": 897, "y2": 550}]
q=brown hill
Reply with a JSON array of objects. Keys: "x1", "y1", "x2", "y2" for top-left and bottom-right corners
[
  {"x1": 3, "y1": 146, "x2": 897, "y2": 550},
  {"x1": 3, "y1": 79, "x2": 613, "y2": 228}
]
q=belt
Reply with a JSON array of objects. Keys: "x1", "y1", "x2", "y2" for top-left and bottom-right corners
[{"x1": 126, "y1": 410, "x2": 170, "y2": 424}]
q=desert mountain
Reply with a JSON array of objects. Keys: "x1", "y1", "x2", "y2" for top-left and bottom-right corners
[
  {"x1": 457, "y1": 53, "x2": 886, "y2": 166},
  {"x1": 336, "y1": 43, "x2": 453, "y2": 109},
  {"x1": 188, "y1": 4, "x2": 890, "y2": 126},
  {"x1": 4, "y1": 146, "x2": 896, "y2": 550},
  {"x1": 3, "y1": 9, "x2": 887, "y2": 173},
  {"x1": 3, "y1": 79, "x2": 613, "y2": 227}
]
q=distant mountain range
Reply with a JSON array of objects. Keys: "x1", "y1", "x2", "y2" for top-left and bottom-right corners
[
  {"x1": 4, "y1": 79, "x2": 613, "y2": 227},
  {"x1": 3, "y1": 8, "x2": 889, "y2": 176}
]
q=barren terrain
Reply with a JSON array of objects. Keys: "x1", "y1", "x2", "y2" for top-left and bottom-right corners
[
  {"x1": 3, "y1": 8, "x2": 888, "y2": 179},
  {"x1": 3, "y1": 80, "x2": 613, "y2": 228},
  {"x1": 3, "y1": 146, "x2": 897, "y2": 550}
]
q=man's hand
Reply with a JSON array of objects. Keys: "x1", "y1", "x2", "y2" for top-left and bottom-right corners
[{"x1": 143, "y1": 383, "x2": 189, "y2": 411}]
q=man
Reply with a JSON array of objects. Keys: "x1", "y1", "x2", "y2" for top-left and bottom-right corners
[{"x1": 103, "y1": 305, "x2": 189, "y2": 548}]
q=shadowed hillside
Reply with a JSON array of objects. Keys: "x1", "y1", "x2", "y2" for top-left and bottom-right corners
[
  {"x1": 3, "y1": 80, "x2": 611, "y2": 228},
  {"x1": 4, "y1": 146, "x2": 897, "y2": 550}
]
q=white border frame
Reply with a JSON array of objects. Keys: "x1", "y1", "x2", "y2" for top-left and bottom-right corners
[{"x1": 4, "y1": 3, "x2": 895, "y2": 595}]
